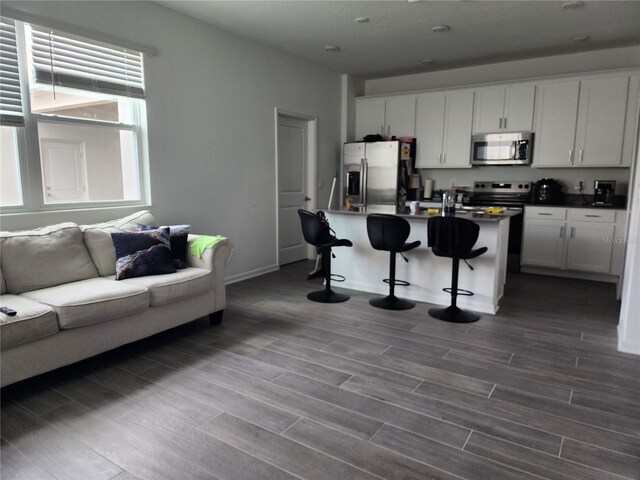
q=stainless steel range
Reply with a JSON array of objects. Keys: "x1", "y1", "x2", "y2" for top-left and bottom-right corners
[
  {"x1": 464, "y1": 181, "x2": 532, "y2": 207},
  {"x1": 463, "y1": 181, "x2": 532, "y2": 273}
]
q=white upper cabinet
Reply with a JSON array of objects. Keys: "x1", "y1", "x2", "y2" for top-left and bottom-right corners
[
  {"x1": 415, "y1": 90, "x2": 474, "y2": 169},
  {"x1": 355, "y1": 97, "x2": 386, "y2": 140},
  {"x1": 533, "y1": 74, "x2": 636, "y2": 168},
  {"x1": 532, "y1": 80, "x2": 581, "y2": 167},
  {"x1": 473, "y1": 84, "x2": 535, "y2": 133},
  {"x1": 355, "y1": 96, "x2": 416, "y2": 141},
  {"x1": 574, "y1": 75, "x2": 629, "y2": 167},
  {"x1": 414, "y1": 93, "x2": 445, "y2": 168}
]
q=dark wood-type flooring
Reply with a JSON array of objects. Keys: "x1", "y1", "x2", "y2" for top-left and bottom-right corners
[{"x1": 2, "y1": 261, "x2": 639, "y2": 480}]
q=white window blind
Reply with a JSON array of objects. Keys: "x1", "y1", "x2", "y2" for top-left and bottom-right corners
[
  {"x1": 0, "y1": 18, "x2": 24, "y2": 127},
  {"x1": 30, "y1": 25, "x2": 145, "y2": 99}
]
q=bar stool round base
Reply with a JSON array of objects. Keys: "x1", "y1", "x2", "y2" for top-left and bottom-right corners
[
  {"x1": 307, "y1": 289, "x2": 350, "y2": 303},
  {"x1": 369, "y1": 295, "x2": 415, "y2": 310},
  {"x1": 429, "y1": 305, "x2": 480, "y2": 323}
]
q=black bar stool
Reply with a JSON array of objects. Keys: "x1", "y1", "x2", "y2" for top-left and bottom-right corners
[
  {"x1": 427, "y1": 216, "x2": 487, "y2": 323},
  {"x1": 298, "y1": 209, "x2": 353, "y2": 303},
  {"x1": 366, "y1": 214, "x2": 421, "y2": 310}
]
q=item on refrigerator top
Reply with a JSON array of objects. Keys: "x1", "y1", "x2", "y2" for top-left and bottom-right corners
[
  {"x1": 593, "y1": 180, "x2": 616, "y2": 206},
  {"x1": 533, "y1": 178, "x2": 563, "y2": 205},
  {"x1": 342, "y1": 140, "x2": 416, "y2": 209}
]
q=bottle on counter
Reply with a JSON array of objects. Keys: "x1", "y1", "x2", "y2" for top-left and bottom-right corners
[{"x1": 442, "y1": 189, "x2": 456, "y2": 216}]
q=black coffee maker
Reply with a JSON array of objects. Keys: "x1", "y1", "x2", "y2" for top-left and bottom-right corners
[
  {"x1": 593, "y1": 180, "x2": 615, "y2": 206},
  {"x1": 533, "y1": 178, "x2": 563, "y2": 204}
]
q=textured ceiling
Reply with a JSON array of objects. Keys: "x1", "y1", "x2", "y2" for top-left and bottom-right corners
[{"x1": 157, "y1": 1, "x2": 640, "y2": 79}]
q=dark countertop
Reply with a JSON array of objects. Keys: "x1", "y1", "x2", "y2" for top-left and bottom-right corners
[
  {"x1": 327, "y1": 206, "x2": 520, "y2": 222},
  {"x1": 524, "y1": 203, "x2": 627, "y2": 211}
]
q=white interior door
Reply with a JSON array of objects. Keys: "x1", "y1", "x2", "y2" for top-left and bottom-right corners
[
  {"x1": 41, "y1": 139, "x2": 87, "y2": 203},
  {"x1": 278, "y1": 115, "x2": 309, "y2": 265}
]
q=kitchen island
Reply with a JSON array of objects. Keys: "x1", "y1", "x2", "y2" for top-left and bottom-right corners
[{"x1": 325, "y1": 206, "x2": 518, "y2": 314}]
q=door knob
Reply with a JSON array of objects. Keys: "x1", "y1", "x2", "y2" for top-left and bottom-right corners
[{"x1": 304, "y1": 196, "x2": 311, "y2": 201}]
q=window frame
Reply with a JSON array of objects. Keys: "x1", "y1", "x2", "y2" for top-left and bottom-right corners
[{"x1": 0, "y1": 20, "x2": 150, "y2": 215}]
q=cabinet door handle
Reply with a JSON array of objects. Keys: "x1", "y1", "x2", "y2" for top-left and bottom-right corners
[
  {"x1": 504, "y1": 117, "x2": 507, "y2": 129},
  {"x1": 585, "y1": 214, "x2": 600, "y2": 218},
  {"x1": 570, "y1": 226, "x2": 575, "y2": 238},
  {"x1": 499, "y1": 118, "x2": 503, "y2": 129},
  {"x1": 387, "y1": 125, "x2": 391, "y2": 137},
  {"x1": 380, "y1": 126, "x2": 384, "y2": 135},
  {"x1": 560, "y1": 226, "x2": 564, "y2": 237},
  {"x1": 442, "y1": 152, "x2": 446, "y2": 164},
  {"x1": 568, "y1": 149, "x2": 573, "y2": 164},
  {"x1": 579, "y1": 149, "x2": 584, "y2": 163},
  {"x1": 438, "y1": 153, "x2": 442, "y2": 164},
  {"x1": 538, "y1": 212, "x2": 552, "y2": 216}
]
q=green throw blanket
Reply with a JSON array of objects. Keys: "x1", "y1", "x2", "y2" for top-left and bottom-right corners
[{"x1": 190, "y1": 235, "x2": 227, "y2": 258}]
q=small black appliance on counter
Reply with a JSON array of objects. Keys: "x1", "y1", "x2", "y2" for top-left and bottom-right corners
[
  {"x1": 533, "y1": 178, "x2": 563, "y2": 205},
  {"x1": 593, "y1": 180, "x2": 616, "y2": 207}
]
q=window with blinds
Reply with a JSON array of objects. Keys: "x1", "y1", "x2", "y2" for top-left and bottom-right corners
[
  {"x1": 0, "y1": 18, "x2": 24, "y2": 127},
  {"x1": 1, "y1": 17, "x2": 149, "y2": 211},
  {"x1": 29, "y1": 25, "x2": 145, "y2": 99}
]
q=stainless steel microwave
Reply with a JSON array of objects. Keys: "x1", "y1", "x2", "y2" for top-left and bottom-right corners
[{"x1": 471, "y1": 132, "x2": 533, "y2": 166}]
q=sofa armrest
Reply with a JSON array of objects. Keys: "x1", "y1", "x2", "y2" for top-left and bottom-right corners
[
  {"x1": 186, "y1": 234, "x2": 233, "y2": 270},
  {"x1": 186, "y1": 235, "x2": 234, "y2": 314}
]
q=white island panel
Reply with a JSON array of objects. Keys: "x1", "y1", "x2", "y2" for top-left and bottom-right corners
[{"x1": 325, "y1": 211, "x2": 510, "y2": 315}]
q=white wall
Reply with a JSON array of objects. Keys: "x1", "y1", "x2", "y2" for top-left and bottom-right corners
[
  {"x1": 1, "y1": 1, "x2": 342, "y2": 281},
  {"x1": 365, "y1": 46, "x2": 640, "y2": 96},
  {"x1": 618, "y1": 144, "x2": 640, "y2": 354}
]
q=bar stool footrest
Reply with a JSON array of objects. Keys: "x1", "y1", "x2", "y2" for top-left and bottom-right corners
[
  {"x1": 383, "y1": 278, "x2": 410, "y2": 287},
  {"x1": 331, "y1": 274, "x2": 346, "y2": 283},
  {"x1": 443, "y1": 287, "x2": 473, "y2": 296}
]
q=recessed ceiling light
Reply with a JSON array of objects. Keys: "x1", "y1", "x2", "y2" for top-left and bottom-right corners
[
  {"x1": 431, "y1": 25, "x2": 451, "y2": 33},
  {"x1": 571, "y1": 35, "x2": 590, "y2": 42},
  {"x1": 355, "y1": 17, "x2": 369, "y2": 24},
  {"x1": 421, "y1": 59, "x2": 435, "y2": 64},
  {"x1": 562, "y1": 1, "x2": 584, "y2": 9},
  {"x1": 324, "y1": 45, "x2": 341, "y2": 52}
]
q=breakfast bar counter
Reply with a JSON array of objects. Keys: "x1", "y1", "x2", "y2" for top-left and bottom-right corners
[{"x1": 325, "y1": 207, "x2": 515, "y2": 314}]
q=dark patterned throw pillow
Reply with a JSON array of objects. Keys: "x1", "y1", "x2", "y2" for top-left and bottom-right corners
[
  {"x1": 138, "y1": 223, "x2": 191, "y2": 269},
  {"x1": 111, "y1": 227, "x2": 176, "y2": 280}
]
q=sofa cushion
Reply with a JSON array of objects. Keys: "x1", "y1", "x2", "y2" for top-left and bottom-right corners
[
  {"x1": 22, "y1": 278, "x2": 149, "y2": 329},
  {"x1": 1, "y1": 269, "x2": 6, "y2": 294},
  {"x1": 81, "y1": 210, "x2": 158, "y2": 277},
  {"x1": 1, "y1": 223, "x2": 99, "y2": 294},
  {"x1": 0, "y1": 295, "x2": 59, "y2": 350},
  {"x1": 138, "y1": 224, "x2": 191, "y2": 268},
  {"x1": 119, "y1": 267, "x2": 212, "y2": 306},
  {"x1": 112, "y1": 228, "x2": 176, "y2": 280}
]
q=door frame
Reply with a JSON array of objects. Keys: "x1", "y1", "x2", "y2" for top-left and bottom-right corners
[{"x1": 274, "y1": 108, "x2": 317, "y2": 264}]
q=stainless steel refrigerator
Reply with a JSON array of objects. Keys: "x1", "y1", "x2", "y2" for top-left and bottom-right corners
[{"x1": 342, "y1": 140, "x2": 415, "y2": 209}]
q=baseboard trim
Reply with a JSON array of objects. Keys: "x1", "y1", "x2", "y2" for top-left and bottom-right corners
[
  {"x1": 226, "y1": 264, "x2": 279, "y2": 285},
  {"x1": 617, "y1": 325, "x2": 640, "y2": 355}
]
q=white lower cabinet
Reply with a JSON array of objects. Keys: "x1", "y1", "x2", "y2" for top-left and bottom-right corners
[
  {"x1": 521, "y1": 219, "x2": 566, "y2": 268},
  {"x1": 565, "y1": 222, "x2": 615, "y2": 272},
  {"x1": 522, "y1": 206, "x2": 625, "y2": 276}
]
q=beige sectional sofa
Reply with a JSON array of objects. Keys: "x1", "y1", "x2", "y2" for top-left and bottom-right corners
[{"x1": 0, "y1": 210, "x2": 233, "y2": 387}]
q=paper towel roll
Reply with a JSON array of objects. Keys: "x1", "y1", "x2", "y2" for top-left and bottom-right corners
[{"x1": 423, "y1": 178, "x2": 434, "y2": 199}]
